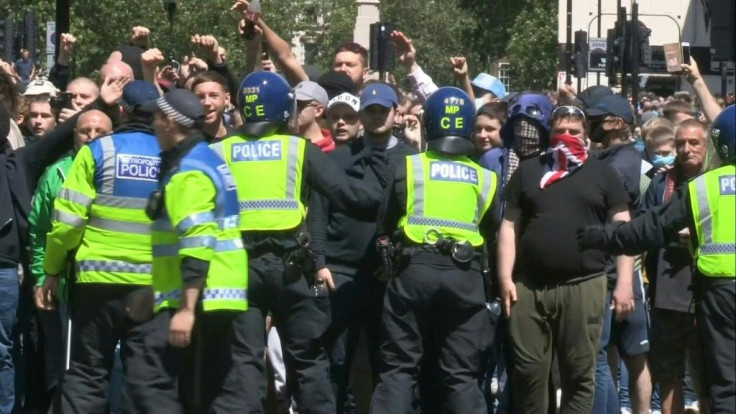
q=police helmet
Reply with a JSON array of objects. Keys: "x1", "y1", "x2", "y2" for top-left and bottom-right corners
[
  {"x1": 237, "y1": 71, "x2": 294, "y2": 137},
  {"x1": 711, "y1": 104, "x2": 735, "y2": 164},
  {"x1": 423, "y1": 87, "x2": 476, "y2": 155}
]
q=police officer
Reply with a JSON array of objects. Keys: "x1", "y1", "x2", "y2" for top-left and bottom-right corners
[
  {"x1": 578, "y1": 105, "x2": 736, "y2": 414},
  {"x1": 41, "y1": 81, "x2": 178, "y2": 412},
  {"x1": 142, "y1": 88, "x2": 248, "y2": 412},
  {"x1": 370, "y1": 87, "x2": 499, "y2": 413},
  {"x1": 210, "y1": 71, "x2": 384, "y2": 412}
]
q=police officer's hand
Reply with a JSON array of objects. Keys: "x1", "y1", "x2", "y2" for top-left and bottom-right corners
[
  {"x1": 315, "y1": 268, "x2": 335, "y2": 292},
  {"x1": 169, "y1": 309, "x2": 195, "y2": 348},
  {"x1": 499, "y1": 278, "x2": 517, "y2": 318},
  {"x1": 576, "y1": 225, "x2": 607, "y2": 250},
  {"x1": 40, "y1": 276, "x2": 60, "y2": 310},
  {"x1": 612, "y1": 283, "x2": 635, "y2": 320}
]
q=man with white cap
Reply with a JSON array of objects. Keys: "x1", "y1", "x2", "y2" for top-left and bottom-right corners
[
  {"x1": 294, "y1": 80, "x2": 335, "y2": 152},
  {"x1": 326, "y1": 92, "x2": 361, "y2": 144}
]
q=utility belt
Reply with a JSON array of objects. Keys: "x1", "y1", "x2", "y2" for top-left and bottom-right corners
[{"x1": 374, "y1": 229, "x2": 478, "y2": 280}]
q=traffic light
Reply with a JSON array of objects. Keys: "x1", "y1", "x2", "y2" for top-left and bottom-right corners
[
  {"x1": 605, "y1": 7, "x2": 627, "y2": 85},
  {"x1": 573, "y1": 30, "x2": 588, "y2": 79}
]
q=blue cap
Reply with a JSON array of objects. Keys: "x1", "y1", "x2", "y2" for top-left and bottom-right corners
[
  {"x1": 586, "y1": 94, "x2": 634, "y2": 124},
  {"x1": 360, "y1": 83, "x2": 398, "y2": 110},
  {"x1": 471, "y1": 73, "x2": 507, "y2": 100},
  {"x1": 120, "y1": 81, "x2": 160, "y2": 115}
]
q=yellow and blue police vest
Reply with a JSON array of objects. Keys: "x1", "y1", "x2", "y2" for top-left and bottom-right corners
[
  {"x1": 688, "y1": 164, "x2": 736, "y2": 278},
  {"x1": 44, "y1": 132, "x2": 161, "y2": 285},
  {"x1": 398, "y1": 152, "x2": 497, "y2": 247},
  {"x1": 151, "y1": 142, "x2": 247, "y2": 313},
  {"x1": 211, "y1": 134, "x2": 306, "y2": 232}
]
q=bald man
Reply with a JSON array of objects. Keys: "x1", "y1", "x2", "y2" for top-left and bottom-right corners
[
  {"x1": 75, "y1": 109, "x2": 112, "y2": 150},
  {"x1": 99, "y1": 60, "x2": 134, "y2": 85},
  {"x1": 28, "y1": 108, "x2": 112, "y2": 402}
]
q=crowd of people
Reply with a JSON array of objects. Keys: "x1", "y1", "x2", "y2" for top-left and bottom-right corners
[{"x1": 0, "y1": 1, "x2": 734, "y2": 413}]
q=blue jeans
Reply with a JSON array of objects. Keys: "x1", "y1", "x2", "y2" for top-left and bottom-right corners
[
  {"x1": 0, "y1": 267, "x2": 19, "y2": 414},
  {"x1": 593, "y1": 288, "x2": 619, "y2": 414}
]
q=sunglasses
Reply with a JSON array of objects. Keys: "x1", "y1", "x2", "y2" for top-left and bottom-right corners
[
  {"x1": 510, "y1": 104, "x2": 543, "y2": 118},
  {"x1": 551, "y1": 105, "x2": 586, "y2": 121},
  {"x1": 334, "y1": 43, "x2": 369, "y2": 60}
]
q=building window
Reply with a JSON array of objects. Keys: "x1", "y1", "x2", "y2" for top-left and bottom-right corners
[{"x1": 498, "y1": 62, "x2": 511, "y2": 91}]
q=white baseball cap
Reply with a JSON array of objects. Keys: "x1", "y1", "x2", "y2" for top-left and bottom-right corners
[
  {"x1": 327, "y1": 93, "x2": 360, "y2": 113},
  {"x1": 23, "y1": 80, "x2": 58, "y2": 98}
]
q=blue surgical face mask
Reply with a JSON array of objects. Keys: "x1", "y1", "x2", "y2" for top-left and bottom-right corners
[{"x1": 652, "y1": 154, "x2": 675, "y2": 169}]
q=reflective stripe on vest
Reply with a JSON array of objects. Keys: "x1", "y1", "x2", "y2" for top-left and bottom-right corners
[
  {"x1": 407, "y1": 157, "x2": 491, "y2": 234},
  {"x1": 87, "y1": 216, "x2": 151, "y2": 235},
  {"x1": 58, "y1": 188, "x2": 93, "y2": 208},
  {"x1": 77, "y1": 259, "x2": 152, "y2": 274},
  {"x1": 153, "y1": 238, "x2": 244, "y2": 257},
  {"x1": 95, "y1": 194, "x2": 148, "y2": 209},
  {"x1": 52, "y1": 209, "x2": 85, "y2": 227},
  {"x1": 98, "y1": 136, "x2": 116, "y2": 195},
  {"x1": 154, "y1": 287, "x2": 247, "y2": 307},
  {"x1": 692, "y1": 175, "x2": 736, "y2": 255},
  {"x1": 238, "y1": 137, "x2": 301, "y2": 212}
]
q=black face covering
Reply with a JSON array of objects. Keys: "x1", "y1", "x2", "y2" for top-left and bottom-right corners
[{"x1": 589, "y1": 120, "x2": 606, "y2": 143}]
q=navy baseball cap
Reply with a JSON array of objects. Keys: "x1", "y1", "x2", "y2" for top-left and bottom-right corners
[
  {"x1": 586, "y1": 94, "x2": 634, "y2": 124},
  {"x1": 120, "y1": 81, "x2": 160, "y2": 116},
  {"x1": 141, "y1": 88, "x2": 205, "y2": 128},
  {"x1": 579, "y1": 85, "x2": 613, "y2": 109},
  {"x1": 360, "y1": 83, "x2": 398, "y2": 110}
]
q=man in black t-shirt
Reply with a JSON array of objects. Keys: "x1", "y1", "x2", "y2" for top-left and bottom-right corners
[{"x1": 498, "y1": 105, "x2": 634, "y2": 413}]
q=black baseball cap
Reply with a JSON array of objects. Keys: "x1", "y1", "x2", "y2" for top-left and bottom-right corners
[
  {"x1": 140, "y1": 88, "x2": 205, "y2": 128},
  {"x1": 579, "y1": 85, "x2": 613, "y2": 108},
  {"x1": 585, "y1": 94, "x2": 634, "y2": 124},
  {"x1": 318, "y1": 71, "x2": 357, "y2": 99}
]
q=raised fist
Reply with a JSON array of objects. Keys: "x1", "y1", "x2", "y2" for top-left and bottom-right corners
[
  {"x1": 141, "y1": 48, "x2": 165, "y2": 69},
  {"x1": 191, "y1": 34, "x2": 220, "y2": 61},
  {"x1": 131, "y1": 26, "x2": 150, "y2": 47},
  {"x1": 59, "y1": 33, "x2": 77, "y2": 55},
  {"x1": 450, "y1": 56, "x2": 468, "y2": 78}
]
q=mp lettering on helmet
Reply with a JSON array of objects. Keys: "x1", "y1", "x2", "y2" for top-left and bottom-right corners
[
  {"x1": 231, "y1": 141, "x2": 283, "y2": 162},
  {"x1": 243, "y1": 104, "x2": 266, "y2": 118},
  {"x1": 429, "y1": 161, "x2": 478, "y2": 184},
  {"x1": 719, "y1": 175, "x2": 735, "y2": 195},
  {"x1": 115, "y1": 154, "x2": 161, "y2": 182}
]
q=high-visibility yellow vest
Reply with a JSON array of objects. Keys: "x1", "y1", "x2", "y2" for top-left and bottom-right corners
[
  {"x1": 44, "y1": 132, "x2": 161, "y2": 285},
  {"x1": 398, "y1": 152, "x2": 497, "y2": 247},
  {"x1": 152, "y1": 142, "x2": 247, "y2": 312},
  {"x1": 688, "y1": 165, "x2": 736, "y2": 277},
  {"x1": 211, "y1": 134, "x2": 306, "y2": 231}
]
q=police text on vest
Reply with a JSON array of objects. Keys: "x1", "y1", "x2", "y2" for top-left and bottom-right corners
[
  {"x1": 720, "y1": 175, "x2": 735, "y2": 195},
  {"x1": 231, "y1": 141, "x2": 283, "y2": 162},
  {"x1": 116, "y1": 154, "x2": 160, "y2": 182},
  {"x1": 429, "y1": 161, "x2": 478, "y2": 185}
]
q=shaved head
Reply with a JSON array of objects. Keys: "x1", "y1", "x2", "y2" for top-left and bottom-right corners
[
  {"x1": 99, "y1": 60, "x2": 134, "y2": 85},
  {"x1": 75, "y1": 109, "x2": 112, "y2": 150},
  {"x1": 67, "y1": 77, "x2": 100, "y2": 109}
]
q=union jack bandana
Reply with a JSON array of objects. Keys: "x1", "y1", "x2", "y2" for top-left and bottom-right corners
[{"x1": 539, "y1": 133, "x2": 589, "y2": 189}]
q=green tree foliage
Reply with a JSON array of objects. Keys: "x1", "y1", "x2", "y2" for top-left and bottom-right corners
[
  {"x1": 505, "y1": 0, "x2": 558, "y2": 91},
  {"x1": 1, "y1": 0, "x2": 557, "y2": 91}
]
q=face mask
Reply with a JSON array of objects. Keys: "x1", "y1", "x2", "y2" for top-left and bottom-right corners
[
  {"x1": 589, "y1": 121, "x2": 607, "y2": 143},
  {"x1": 513, "y1": 118, "x2": 541, "y2": 157},
  {"x1": 652, "y1": 154, "x2": 675, "y2": 169}
]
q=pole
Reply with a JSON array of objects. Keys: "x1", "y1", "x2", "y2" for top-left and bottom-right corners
[
  {"x1": 596, "y1": 0, "x2": 602, "y2": 85},
  {"x1": 631, "y1": 2, "x2": 640, "y2": 112},
  {"x1": 721, "y1": 62, "x2": 728, "y2": 97},
  {"x1": 565, "y1": 0, "x2": 572, "y2": 84}
]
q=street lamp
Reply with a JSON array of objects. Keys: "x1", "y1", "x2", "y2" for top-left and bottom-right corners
[{"x1": 162, "y1": 0, "x2": 177, "y2": 63}]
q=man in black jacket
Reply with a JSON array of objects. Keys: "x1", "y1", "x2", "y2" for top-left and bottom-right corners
[
  {"x1": 0, "y1": 78, "x2": 124, "y2": 412},
  {"x1": 309, "y1": 82, "x2": 417, "y2": 412}
]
